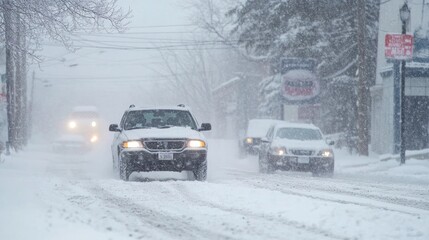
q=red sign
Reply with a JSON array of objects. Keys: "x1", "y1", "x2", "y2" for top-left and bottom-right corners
[
  {"x1": 385, "y1": 34, "x2": 414, "y2": 60},
  {"x1": 282, "y1": 70, "x2": 320, "y2": 101}
]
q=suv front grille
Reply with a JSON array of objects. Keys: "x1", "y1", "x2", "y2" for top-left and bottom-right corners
[
  {"x1": 290, "y1": 149, "x2": 314, "y2": 156},
  {"x1": 144, "y1": 139, "x2": 186, "y2": 151}
]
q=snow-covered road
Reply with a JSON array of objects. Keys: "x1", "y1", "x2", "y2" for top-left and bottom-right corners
[{"x1": 1, "y1": 140, "x2": 429, "y2": 240}]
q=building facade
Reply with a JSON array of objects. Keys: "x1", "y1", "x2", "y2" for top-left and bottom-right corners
[{"x1": 371, "y1": 0, "x2": 429, "y2": 154}]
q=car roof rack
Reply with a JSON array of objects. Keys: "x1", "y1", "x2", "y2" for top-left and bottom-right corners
[{"x1": 129, "y1": 104, "x2": 135, "y2": 108}]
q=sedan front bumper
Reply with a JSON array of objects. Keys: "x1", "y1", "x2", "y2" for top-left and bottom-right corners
[{"x1": 268, "y1": 155, "x2": 334, "y2": 171}]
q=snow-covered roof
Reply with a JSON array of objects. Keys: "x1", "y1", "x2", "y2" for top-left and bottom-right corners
[
  {"x1": 212, "y1": 77, "x2": 241, "y2": 93},
  {"x1": 406, "y1": 61, "x2": 429, "y2": 68},
  {"x1": 274, "y1": 122, "x2": 320, "y2": 130},
  {"x1": 380, "y1": 61, "x2": 429, "y2": 75},
  {"x1": 127, "y1": 105, "x2": 192, "y2": 112}
]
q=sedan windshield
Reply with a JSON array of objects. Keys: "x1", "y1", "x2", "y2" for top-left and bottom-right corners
[
  {"x1": 124, "y1": 110, "x2": 197, "y2": 130},
  {"x1": 276, "y1": 127, "x2": 322, "y2": 141}
]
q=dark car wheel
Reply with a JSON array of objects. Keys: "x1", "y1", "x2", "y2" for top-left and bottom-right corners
[
  {"x1": 259, "y1": 153, "x2": 275, "y2": 174},
  {"x1": 192, "y1": 160, "x2": 207, "y2": 181},
  {"x1": 312, "y1": 162, "x2": 334, "y2": 177}
]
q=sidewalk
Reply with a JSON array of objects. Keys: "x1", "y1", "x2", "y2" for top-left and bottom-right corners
[{"x1": 335, "y1": 148, "x2": 429, "y2": 184}]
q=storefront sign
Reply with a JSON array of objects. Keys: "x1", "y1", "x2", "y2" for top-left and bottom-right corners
[{"x1": 282, "y1": 70, "x2": 320, "y2": 101}]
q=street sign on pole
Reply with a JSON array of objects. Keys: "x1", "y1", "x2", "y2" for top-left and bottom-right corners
[{"x1": 385, "y1": 34, "x2": 414, "y2": 60}]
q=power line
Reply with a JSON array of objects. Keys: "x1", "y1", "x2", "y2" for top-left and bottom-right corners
[
  {"x1": 41, "y1": 42, "x2": 236, "y2": 51},
  {"x1": 37, "y1": 71, "x2": 214, "y2": 81},
  {"x1": 79, "y1": 24, "x2": 196, "y2": 30},
  {"x1": 126, "y1": 24, "x2": 196, "y2": 29},
  {"x1": 76, "y1": 30, "x2": 203, "y2": 35}
]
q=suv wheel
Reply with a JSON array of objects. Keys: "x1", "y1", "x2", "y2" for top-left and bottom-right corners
[
  {"x1": 112, "y1": 154, "x2": 117, "y2": 171},
  {"x1": 265, "y1": 154, "x2": 275, "y2": 174},
  {"x1": 119, "y1": 157, "x2": 131, "y2": 181},
  {"x1": 191, "y1": 160, "x2": 207, "y2": 181}
]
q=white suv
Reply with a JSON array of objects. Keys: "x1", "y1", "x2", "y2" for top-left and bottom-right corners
[{"x1": 109, "y1": 105, "x2": 211, "y2": 181}]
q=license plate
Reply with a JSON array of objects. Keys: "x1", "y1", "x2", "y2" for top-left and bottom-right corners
[
  {"x1": 298, "y1": 157, "x2": 310, "y2": 164},
  {"x1": 158, "y1": 152, "x2": 174, "y2": 161}
]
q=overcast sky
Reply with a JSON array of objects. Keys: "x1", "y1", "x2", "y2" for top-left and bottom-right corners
[{"x1": 31, "y1": 0, "x2": 195, "y2": 139}]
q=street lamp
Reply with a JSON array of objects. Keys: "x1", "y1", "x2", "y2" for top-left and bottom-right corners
[
  {"x1": 399, "y1": 2, "x2": 410, "y2": 165},
  {"x1": 400, "y1": 3, "x2": 411, "y2": 24}
]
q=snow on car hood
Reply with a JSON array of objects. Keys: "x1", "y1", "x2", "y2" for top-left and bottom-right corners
[
  {"x1": 271, "y1": 138, "x2": 330, "y2": 151},
  {"x1": 123, "y1": 127, "x2": 205, "y2": 140}
]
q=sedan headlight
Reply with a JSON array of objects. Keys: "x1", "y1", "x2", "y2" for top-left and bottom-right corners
[
  {"x1": 122, "y1": 140, "x2": 143, "y2": 148},
  {"x1": 245, "y1": 138, "x2": 253, "y2": 144},
  {"x1": 188, "y1": 140, "x2": 206, "y2": 148},
  {"x1": 318, "y1": 149, "x2": 334, "y2": 158},
  {"x1": 68, "y1": 121, "x2": 77, "y2": 129},
  {"x1": 271, "y1": 147, "x2": 287, "y2": 156}
]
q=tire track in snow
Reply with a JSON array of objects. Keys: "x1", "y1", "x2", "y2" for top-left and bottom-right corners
[
  {"x1": 223, "y1": 169, "x2": 428, "y2": 216},
  {"x1": 46, "y1": 161, "x2": 235, "y2": 240},
  {"x1": 168, "y1": 183, "x2": 349, "y2": 240},
  {"x1": 87, "y1": 184, "x2": 237, "y2": 240}
]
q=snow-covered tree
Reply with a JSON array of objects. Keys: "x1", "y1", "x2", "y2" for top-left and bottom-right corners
[
  {"x1": 0, "y1": 0, "x2": 129, "y2": 150},
  {"x1": 227, "y1": 0, "x2": 379, "y2": 154}
]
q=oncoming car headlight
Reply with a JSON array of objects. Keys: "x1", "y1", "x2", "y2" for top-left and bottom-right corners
[
  {"x1": 90, "y1": 135, "x2": 98, "y2": 143},
  {"x1": 245, "y1": 138, "x2": 253, "y2": 144},
  {"x1": 188, "y1": 140, "x2": 206, "y2": 148},
  {"x1": 91, "y1": 121, "x2": 97, "y2": 127},
  {"x1": 122, "y1": 140, "x2": 143, "y2": 148},
  {"x1": 318, "y1": 149, "x2": 334, "y2": 158},
  {"x1": 68, "y1": 121, "x2": 77, "y2": 129}
]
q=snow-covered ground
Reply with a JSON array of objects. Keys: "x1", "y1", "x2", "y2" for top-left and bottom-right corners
[{"x1": 1, "y1": 139, "x2": 429, "y2": 240}]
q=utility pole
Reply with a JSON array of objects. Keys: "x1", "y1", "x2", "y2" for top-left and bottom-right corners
[
  {"x1": 356, "y1": 0, "x2": 369, "y2": 156},
  {"x1": 399, "y1": 3, "x2": 411, "y2": 165}
]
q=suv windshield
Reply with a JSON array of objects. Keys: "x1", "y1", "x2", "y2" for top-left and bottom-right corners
[
  {"x1": 276, "y1": 127, "x2": 322, "y2": 141},
  {"x1": 124, "y1": 110, "x2": 197, "y2": 130}
]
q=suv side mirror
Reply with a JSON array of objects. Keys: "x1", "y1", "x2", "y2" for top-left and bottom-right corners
[
  {"x1": 200, "y1": 123, "x2": 212, "y2": 131},
  {"x1": 109, "y1": 124, "x2": 121, "y2": 132}
]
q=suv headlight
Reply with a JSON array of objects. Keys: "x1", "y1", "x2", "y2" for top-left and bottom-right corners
[
  {"x1": 91, "y1": 121, "x2": 97, "y2": 127},
  {"x1": 245, "y1": 138, "x2": 253, "y2": 144},
  {"x1": 188, "y1": 140, "x2": 206, "y2": 148},
  {"x1": 122, "y1": 140, "x2": 143, "y2": 148},
  {"x1": 318, "y1": 149, "x2": 334, "y2": 158},
  {"x1": 271, "y1": 147, "x2": 287, "y2": 156}
]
